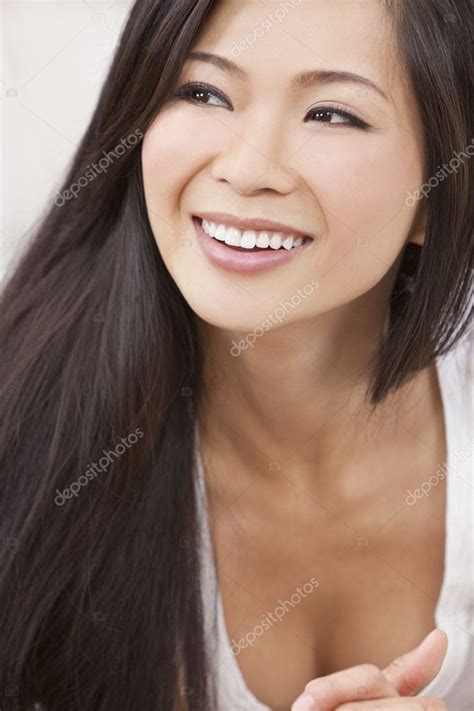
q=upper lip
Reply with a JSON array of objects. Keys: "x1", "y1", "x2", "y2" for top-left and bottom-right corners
[{"x1": 195, "y1": 211, "x2": 314, "y2": 239}]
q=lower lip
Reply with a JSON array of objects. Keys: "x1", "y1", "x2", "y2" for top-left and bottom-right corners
[{"x1": 192, "y1": 216, "x2": 313, "y2": 275}]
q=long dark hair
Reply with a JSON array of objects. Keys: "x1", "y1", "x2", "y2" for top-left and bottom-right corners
[{"x1": 1, "y1": 1, "x2": 472, "y2": 709}]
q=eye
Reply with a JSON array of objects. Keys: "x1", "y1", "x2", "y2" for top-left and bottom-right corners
[
  {"x1": 305, "y1": 105, "x2": 371, "y2": 131},
  {"x1": 174, "y1": 82, "x2": 231, "y2": 109},
  {"x1": 174, "y1": 83, "x2": 371, "y2": 131}
]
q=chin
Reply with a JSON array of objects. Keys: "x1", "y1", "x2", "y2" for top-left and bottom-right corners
[{"x1": 179, "y1": 287, "x2": 271, "y2": 334}]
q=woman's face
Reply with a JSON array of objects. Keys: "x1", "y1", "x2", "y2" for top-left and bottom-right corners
[{"x1": 141, "y1": 0, "x2": 425, "y2": 334}]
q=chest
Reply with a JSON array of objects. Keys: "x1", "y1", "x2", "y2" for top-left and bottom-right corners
[{"x1": 208, "y1": 474, "x2": 446, "y2": 711}]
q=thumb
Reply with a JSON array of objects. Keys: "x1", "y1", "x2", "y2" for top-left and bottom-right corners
[{"x1": 382, "y1": 628, "x2": 448, "y2": 696}]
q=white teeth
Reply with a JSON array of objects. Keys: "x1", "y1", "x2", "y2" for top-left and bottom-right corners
[
  {"x1": 241, "y1": 230, "x2": 257, "y2": 249},
  {"x1": 256, "y1": 232, "x2": 270, "y2": 248},
  {"x1": 269, "y1": 233, "x2": 283, "y2": 250},
  {"x1": 215, "y1": 224, "x2": 227, "y2": 241},
  {"x1": 224, "y1": 227, "x2": 241, "y2": 246},
  {"x1": 200, "y1": 219, "x2": 307, "y2": 250},
  {"x1": 203, "y1": 219, "x2": 216, "y2": 237}
]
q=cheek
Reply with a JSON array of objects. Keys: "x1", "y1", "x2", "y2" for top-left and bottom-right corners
[
  {"x1": 300, "y1": 131, "x2": 423, "y2": 258},
  {"x1": 142, "y1": 107, "x2": 217, "y2": 214}
]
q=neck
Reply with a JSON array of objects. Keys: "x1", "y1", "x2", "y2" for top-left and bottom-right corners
[{"x1": 196, "y1": 283, "x2": 438, "y2": 500}]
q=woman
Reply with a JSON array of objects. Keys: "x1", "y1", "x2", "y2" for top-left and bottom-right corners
[{"x1": 0, "y1": 0, "x2": 472, "y2": 709}]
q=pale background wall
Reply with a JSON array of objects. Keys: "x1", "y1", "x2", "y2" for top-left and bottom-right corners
[{"x1": 1, "y1": 0, "x2": 134, "y2": 282}]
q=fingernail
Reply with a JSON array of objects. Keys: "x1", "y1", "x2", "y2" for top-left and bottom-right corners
[{"x1": 293, "y1": 692, "x2": 316, "y2": 710}]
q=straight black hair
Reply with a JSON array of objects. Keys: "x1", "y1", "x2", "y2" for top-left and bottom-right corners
[{"x1": 0, "y1": 0, "x2": 472, "y2": 709}]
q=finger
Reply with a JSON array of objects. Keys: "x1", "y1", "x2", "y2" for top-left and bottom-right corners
[
  {"x1": 291, "y1": 664, "x2": 399, "y2": 711},
  {"x1": 382, "y1": 629, "x2": 448, "y2": 696},
  {"x1": 336, "y1": 696, "x2": 448, "y2": 710}
]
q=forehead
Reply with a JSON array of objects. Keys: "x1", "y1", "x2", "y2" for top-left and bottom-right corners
[{"x1": 192, "y1": 0, "x2": 399, "y2": 95}]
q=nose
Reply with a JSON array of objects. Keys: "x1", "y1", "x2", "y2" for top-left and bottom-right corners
[{"x1": 210, "y1": 117, "x2": 296, "y2": 195}]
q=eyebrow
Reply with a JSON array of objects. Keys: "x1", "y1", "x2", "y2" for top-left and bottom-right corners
[{"x1": 186, "y1": 51, "x2": 389, "y2": 102}]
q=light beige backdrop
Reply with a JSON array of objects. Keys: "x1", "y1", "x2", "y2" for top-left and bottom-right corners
[{"x1": 1, "y1": 0, "x2": 134, "y2": 281}]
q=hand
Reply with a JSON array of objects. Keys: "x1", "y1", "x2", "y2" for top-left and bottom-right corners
[{"x1": 291, "y1": 628, "x2": 448, "y2": 710}]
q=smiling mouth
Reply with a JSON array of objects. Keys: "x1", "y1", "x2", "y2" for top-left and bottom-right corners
[{"x1": 193, "y1": 216, "x2": 313, "y2": 252}]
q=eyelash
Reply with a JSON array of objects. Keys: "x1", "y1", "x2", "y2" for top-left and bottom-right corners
[{"x1": 174, "y1": 81, "x2": 371, "y2": 131}]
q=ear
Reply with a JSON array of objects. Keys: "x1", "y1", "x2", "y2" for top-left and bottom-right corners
[{"x1": 408, "y1": 201, "x2": 427, "y2": 246}]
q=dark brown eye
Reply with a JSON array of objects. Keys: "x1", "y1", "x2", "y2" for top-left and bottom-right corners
[
  {"x1": 175, "y1": 82, "x2": 230, "y2": 108},
  {"x1": 305, "y1": 106, "x2": 370, "y2": 131}
]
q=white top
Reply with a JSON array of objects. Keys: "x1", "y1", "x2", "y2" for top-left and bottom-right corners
[{"x1": 194, "y1": 331, "x2": 474, "y2": 711}]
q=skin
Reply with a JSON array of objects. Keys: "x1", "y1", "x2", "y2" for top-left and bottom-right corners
[
  {"x1": 142, "y1": 1, "x2": 449, "y2": 708},
  {"x1": 291, "y1": 629, "x2": 448, "y2": 709}
]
